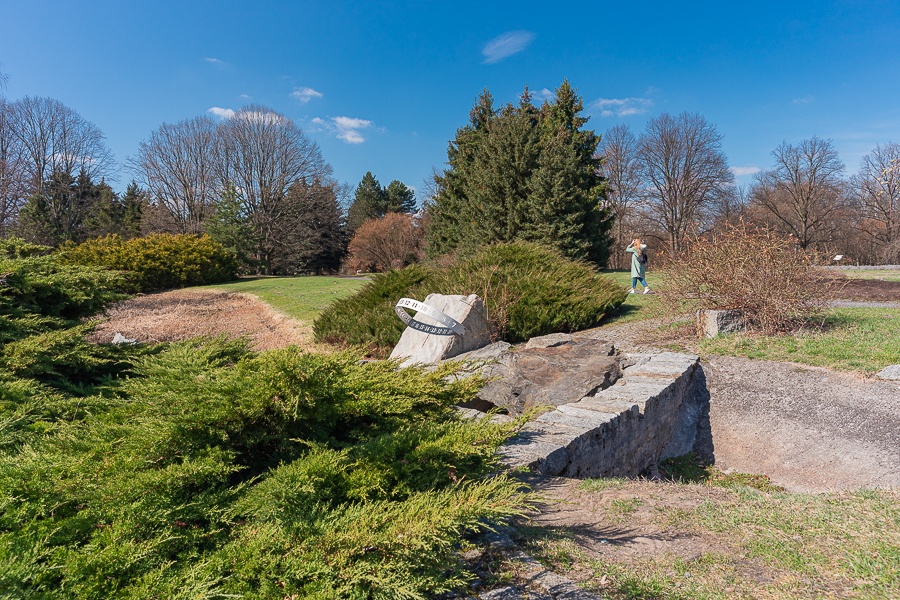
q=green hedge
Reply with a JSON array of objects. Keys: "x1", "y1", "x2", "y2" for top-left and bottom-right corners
[
  {"x1": 314, "y1": 241, "x2": 626, "y2": 355},
  {"x1": 60, "y1": 233, "x2": 238, "y2": 292}
]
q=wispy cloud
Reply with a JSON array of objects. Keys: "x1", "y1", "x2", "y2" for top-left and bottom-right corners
[
  {"x1": 291, "y1": 87, "x2": 323, "y2": 103},
  {"x1": 535, "y1": 88, "x2": 555, "y2": 102},
  {"x1": 311, "y1": 116, "x2": 374, "y2": 144},
  {"x1": 730, "y1": 166, "x2": 761, "y2": 177},
  {"x1": 204, "y1": 57, "x2": 228, "y2": 68},
  {"x1": 208, "y1": 106, "x2": 235, "y2": 119},
  {"x1": 482, "y1": 31, "x2": 535, "y2": 64},
  {"x1": 792, "y1": 94, "x2": 815, "y2": 105},
  {"x1": 590, "y1": 97, "x2": 653, "y2": 118}
]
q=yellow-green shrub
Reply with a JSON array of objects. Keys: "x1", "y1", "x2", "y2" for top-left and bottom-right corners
[{"x1": 61, "y1": 233, "x2": 238, "y2": 292}]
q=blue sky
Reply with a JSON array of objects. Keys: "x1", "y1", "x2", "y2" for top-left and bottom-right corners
[{"x1": 2, "y1": 0, "x2": 899, "y2": 199}]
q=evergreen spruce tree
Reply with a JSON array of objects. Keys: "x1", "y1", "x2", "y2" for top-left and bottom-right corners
[
  {"x1": 346, "y1": 171, "x2": 387, "y2": 232},
  {"x1": 119, "y1": 181, "x2": 147, "y2": 239},
  {"x1": 426, "y1": 81, "x2": 614, "y2": 267},
  {"x1": 384, "y1": 180, "x2": 417, "y2": 213},
  {"x1": 206, "y1": 183, "x2": 258, "y2": 272}
]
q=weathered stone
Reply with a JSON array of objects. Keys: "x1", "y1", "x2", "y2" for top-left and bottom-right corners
[
  {"x1": 524, "y1": 332, "x2": 575, "y2": 350},
  {"x1": 876, "y1": 365, "x2": 900, "y2": 380},
  {"x1": 696, "y1": 309, "x2": 744, "y2": 338},
  {"x1": 111, "y1": 332, "x2": 138, "y2": 345},
  {"x1": 389, "y1": 293, "x2": 492, "y2": 367},
  {"x1": 475, "y1": 337, "x2": 620, "y2": 414},
  {"x1": 500, "y1": 352, "x2": 712, "y2": 479}
]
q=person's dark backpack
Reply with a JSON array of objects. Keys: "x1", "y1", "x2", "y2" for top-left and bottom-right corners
[{"x1": 637, "y1": 250, "x2": 648, "y2": 266}]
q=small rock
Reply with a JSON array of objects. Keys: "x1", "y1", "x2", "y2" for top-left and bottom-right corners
[{"x1": 875, "y1": 365, "x2": 900, "y2": 380}]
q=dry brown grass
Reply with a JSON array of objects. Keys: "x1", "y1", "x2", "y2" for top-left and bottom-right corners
[{"x1": 87, "y1": 288, "x2": 321, "y2": 352}]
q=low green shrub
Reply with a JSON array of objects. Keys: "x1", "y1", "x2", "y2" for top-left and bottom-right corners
[
  {"x1": 314, "y1": 241, "x2": 626, "y2": 355},
  {"x1": 0, "y1": 255, "x2": 128, "y2": 322},
  {"x1": 0, "y1": 339, "x2": 527, "y2": 598},
  {"x1": 60, "y1": 233, "x2": 238, "y2": 292},
  {"x1": 0, "y1": 237, "x2": 50, "y2": 259}
]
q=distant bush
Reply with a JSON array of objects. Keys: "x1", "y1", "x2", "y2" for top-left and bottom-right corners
[
  {"x1": 343, "y1": 212, "x2": 425, "y2": 273},
  {"x1": 0, "y1": 237, "x2": 50, "y2": 259},
  {"x1": 315, "y1": 241, "x2": 626, "y2": 355},
  {"x1": 0, "y1": 339, "x2": 526, "y2": 598},
  {"x1": 61, "y1": 233, "x2": 238, "y2": 292},
  {"x1": 658, "y1": 222, "x2": 837, "y2": 333}
]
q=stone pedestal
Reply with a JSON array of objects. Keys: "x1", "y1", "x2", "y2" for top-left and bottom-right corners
[
  {"x1": 696, "y1": 309, "x2": 744, "y2": 338},
  {"x1": 389, "y1": 293, "x2": 492, "y2": 367}
]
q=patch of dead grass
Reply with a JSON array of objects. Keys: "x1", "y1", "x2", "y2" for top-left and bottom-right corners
[{"x1": 87, "y1": 288, "x2": 323, "y2": 352}]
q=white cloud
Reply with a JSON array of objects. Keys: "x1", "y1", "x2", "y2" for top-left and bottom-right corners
[
  {"x1": 482, "y1": 30, "x2": 535, "y2": 64},
  {"x1": 208, "y1": 106, "x2": 235, "y2": 119},
  {"x1": 590, "y1": 97, "x2": 653, "y2": 118},
  {"x1": 730, "y1": 166, "x2": 761, "y2": 176},
  {"x1": 311, "y1": 116, "x2": 374, "y2": 144},
  {"x1": 792, "y1": 94, "x2": 815, "y2": 105},
  {"x1": 204, "y1": 57, "x2": 228, "y2": 68},
  {"x1": 334, "y1": 116, "x2": 373, "y2": 143},
  {"x1": 291, "y1": 86, "x2": 323, "y2": 103}
]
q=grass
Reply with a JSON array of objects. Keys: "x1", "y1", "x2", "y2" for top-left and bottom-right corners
[
  {"x1": 598, "y1": 269, "x2": 667, "y2": 326},
  {"x1": 834, "y1": 266, "x2": 900, "y2": 282},
  {"x1": 202, "y1": 275, "x2": 369, "y2": 322},
  {"x1": 700, "y1": 307, "x2": 900, "y2": 373},
  {"x1": 520, "y1": 481, "x2": 900, "y2": 600}
]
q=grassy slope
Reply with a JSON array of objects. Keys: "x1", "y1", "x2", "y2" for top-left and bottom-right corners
[
  {"x1": 525, "y1": 479, "x2": 899, "y2": 600},
  {"x1": 834, "y1": 266, "x2": 900, "y2": 282},
  {"x1": 599, "y1": 269, "x2": 899, "y2": 373},
  {"x1": 202, "y1": 276, "x2": 369, "y2": 322}
]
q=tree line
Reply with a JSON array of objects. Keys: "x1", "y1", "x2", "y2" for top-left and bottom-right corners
[
  {"x1": 601, "y1": 120, "x2": 900, "y2": 267},
  {"x1": 2, "y1": 74, "x2": 897, "y2": 275},
  {"x1": 0, "y1": 91, "x2": 420, "y2": 274}
]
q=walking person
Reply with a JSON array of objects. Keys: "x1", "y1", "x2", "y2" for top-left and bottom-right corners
[{"x1": 626, "y1": 238, "x2": 651, "y2": 294}]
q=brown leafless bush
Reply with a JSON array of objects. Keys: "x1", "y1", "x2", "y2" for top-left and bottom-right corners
[
  {"x1": 657, "y1": 222, "x2": 839, "y2": 333},
  {"x1": 343, "y1": 212, "x2": 424, "y2": 273}
]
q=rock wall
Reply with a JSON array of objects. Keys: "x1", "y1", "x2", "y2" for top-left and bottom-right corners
[{"x1": 499, "y1": 352, "x2": 712, "y2": 478}]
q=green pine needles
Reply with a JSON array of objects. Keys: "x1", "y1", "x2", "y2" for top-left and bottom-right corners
[
  {"x1": 0, "y1": 249, "x2": 529, "y2": 599},
  {"x1": 314, "y1": 241, "x2": 628, "y2": 355},
  {"x1": 427, "y1": 81, "x2": 615, "y2": 268}
]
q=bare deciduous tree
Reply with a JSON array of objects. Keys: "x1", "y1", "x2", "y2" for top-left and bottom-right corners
[
  {"x1": 638, "y1": 112, "x2": 733, "y2": 254},
  {"x1": 10, "y1": 96, "x2": 113, "y2": 198},
  {"x1": 599, "y1": 124, "x2": 643, "y2": 267},
  {"x1": 750, "y1": 136, "x2": 846, "y2": 250},
  {"x1": 0, "y1": 99, "x2": 26, "y2": 235},
  {"x1": 851, "y1": 142, "x2": 900, "y2": 262},
  {"x1": 216, "y1": 105, "x2": 330, "y2": 271},
  {"x1": 131, "y1": 116, "x2": 218, "y2": 234}
]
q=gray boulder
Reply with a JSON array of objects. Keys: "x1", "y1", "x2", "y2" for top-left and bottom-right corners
[
  {"x1": 455, "y1": 334, "x2": 620, "y2": 415},
  {"x1": 876, "y1": 365, "x2": 900, "y2": 381},
  {"x1": 389, "y1": 293, "x2": 492, "y2": 367},
  {"x1": 696, "y1": 309, "x2": 744, "y2": 338}
]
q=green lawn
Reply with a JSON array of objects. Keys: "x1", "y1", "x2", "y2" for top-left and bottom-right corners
[
  {"x1": 833, "y1": 266, "x2": 900, "y2": 282},
  {"x1": 201, "y1": 275, "x2": 369, "y2": 322},
  {"x1": 700, "y1": 307, "x2": 900, "y2": 373}
]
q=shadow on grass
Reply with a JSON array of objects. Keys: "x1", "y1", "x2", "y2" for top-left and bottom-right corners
[{"x1": 599, "y1": 303, "x2": 641, "y2": 325}]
